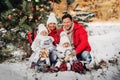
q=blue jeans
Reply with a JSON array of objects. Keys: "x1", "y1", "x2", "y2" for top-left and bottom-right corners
[
  {"x1": 76, "y1": 51, "x2": 92, "y2": 63},
  {"x1": 36, "y1": 59, "x2": 49, "y2": 72},
  {"x1": 49, "y1": 50, "x2": 57, "y2": 66},
  {"x1": 36, "y1": 50, "x2": 57, "y2": 67}
]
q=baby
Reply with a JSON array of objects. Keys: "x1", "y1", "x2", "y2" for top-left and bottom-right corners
[
  {"x1": 29, "y1": 24, "x2": 55, "y2": 71},
  {"x1": 55, "y1": 32, "x2": 77, "y2": 70}
]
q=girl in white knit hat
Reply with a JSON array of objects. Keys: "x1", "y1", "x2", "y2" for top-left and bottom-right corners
[
  {"x1": 46, "y1": 12, "x2": 60, "y2": 66},
  {"x1": 54, "y1": 32, "x2": 77, "y2": 71},
  {"x1": 29, "y1": 24, "x2": 55, "y2": 71}
]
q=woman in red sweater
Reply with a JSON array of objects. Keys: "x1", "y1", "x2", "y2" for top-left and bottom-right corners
[
  {"x1": 46, "y1": 13, "x2": 60, "y2": 45},
  {"x1": 46, "y1": 12, "x2": 60, "y2": 66}
]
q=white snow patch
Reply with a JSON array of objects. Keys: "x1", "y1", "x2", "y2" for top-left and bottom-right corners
[{"x1": 0, "y1": 22, "x2": 120, "y2": 80}]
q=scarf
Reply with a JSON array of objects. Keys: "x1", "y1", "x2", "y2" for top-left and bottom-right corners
[{"x1": 63, "y1": 23, "x2": 74, "y2": 49}]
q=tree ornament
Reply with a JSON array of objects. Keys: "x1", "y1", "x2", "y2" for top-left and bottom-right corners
[
  {"x1": 31, "y1": 7, "x2": 35, "y2": 12},
  {"x1": 35, "y1": 16, "x2": 39, "y2": 19},
  {"x1": 36, "y1": 5, "x2": 40, "y2": 11},
  {"x1": 8, "y1": 15, "x2": 12, "y2": 20},
  {"x1": 38, "y1": 16, "x2": 42, "y2": 20},
  {"x1": 40, "y1": 4, "x2": 44, "y2": 8},
  {"x1": 29, "y1": 14, "x2": 33, "y2": 19},
  {"x1": 40, "y1": 8, "x2": 44, "y2": 11},
  {"x1": 35, "y1": 0, "x2": 39, "y2": 2},
  {"x1": 29, "y1": 14, "x2": 33, "y2": 21},
  {"x1": 12, "y1": 9, "x2": 16, "y2": 11},
  {"x1": 46, "y1": 6, "x2": 51, "y2": 11}
]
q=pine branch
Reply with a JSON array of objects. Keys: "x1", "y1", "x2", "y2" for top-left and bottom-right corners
[{"x1": 5, "y1": 0, "x2": 13, "y2": 9}]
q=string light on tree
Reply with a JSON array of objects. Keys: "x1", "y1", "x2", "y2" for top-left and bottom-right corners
[
  {"x1": 28, "y1": 0, "x2": 32, "y2": 2},
  {"x1": 35, "y1": 0, "x2": 39, "y2": 3}
]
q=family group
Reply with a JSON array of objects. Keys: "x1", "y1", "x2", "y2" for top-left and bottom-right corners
[{"x1": 28, "y1": 12, "x2": 92, "y2": 73}]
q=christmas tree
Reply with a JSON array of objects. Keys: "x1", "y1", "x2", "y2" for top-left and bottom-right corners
[
  {"x1": 0, "y1": 0, "x2": 61, "y2": 61},
  {"x1": 0, "y1": 0, "x2": 94, "y2": 61}
]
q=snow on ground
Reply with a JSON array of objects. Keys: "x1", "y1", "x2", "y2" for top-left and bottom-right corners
[
  {"x1": 86, "y1": 22, "x2": 120, "y2": 65},
  {"x1": 0, "y1": 22, "x2": 120, "y2": 80}
]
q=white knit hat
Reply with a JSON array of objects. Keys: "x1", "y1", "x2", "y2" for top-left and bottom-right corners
[
  {"x1": 47, "y1": 12, "x2": 58, "y2": 25},
  {"x1": 37, "y1": 24, "x2": 48, "y2": 34},
  {"x1": 60, "y1": 32, "x2": 70, "y2": 46},
  {"x1": 60, "y1": 31, "x2": 67, "y2": 37}
]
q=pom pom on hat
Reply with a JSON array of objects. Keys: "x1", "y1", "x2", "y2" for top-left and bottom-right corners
[
  {"x1": 37, "y1": 24, "x2": 48, "y2": 34},
  {"x1": 47, "y1": 12, "x2": 58, "y2": 25}
]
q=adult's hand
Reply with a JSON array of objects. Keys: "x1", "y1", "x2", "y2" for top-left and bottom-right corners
[
  {"x1": 72, "y1": 49, "x2": 77, "y2": 56},
  {"x1": 47, "y1": 27, "x2": 51, "y2": 33}
]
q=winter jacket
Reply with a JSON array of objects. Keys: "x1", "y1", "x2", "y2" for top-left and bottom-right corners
[
  {"x1": 60, "y1": 21, "x2": 91, "y2": 54},
  {"x1": 48, "y1": 29, "x2": 60, "y2": 45}
]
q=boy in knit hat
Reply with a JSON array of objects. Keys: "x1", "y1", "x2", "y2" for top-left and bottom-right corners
[
  {"x1": 29, "y1": 24, "x2": 55, "y2": 72},
  {"x1": 54, "y1": 32, "x2": 77, "y2": 71}
]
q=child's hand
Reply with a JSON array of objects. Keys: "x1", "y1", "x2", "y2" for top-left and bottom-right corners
[
  {"x1": 65, "y1": 55, "x2": 70, "y2": 62},
  {"x1": 60, "y1": 58, "x2": 64, "y2": 62}
]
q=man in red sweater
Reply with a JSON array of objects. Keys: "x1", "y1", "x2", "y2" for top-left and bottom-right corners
[{"x1": 60, "y1": 13, "x2": 92, "y2": 69}]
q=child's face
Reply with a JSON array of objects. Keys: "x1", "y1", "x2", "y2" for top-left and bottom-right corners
[
  {"x1": 62, "y1": 42, "x2": 70, "y2": 48},
  {"x1": 40, "y1": 30, "x2": 47, "y2": 36}
]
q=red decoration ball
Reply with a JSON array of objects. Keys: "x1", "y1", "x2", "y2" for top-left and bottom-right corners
[
  {"x1": 31, "y1": 7, "x2": 35, "y2": 12},
  {"x1": 8, "y1": 15, "x2": 12, "y2": 20}
]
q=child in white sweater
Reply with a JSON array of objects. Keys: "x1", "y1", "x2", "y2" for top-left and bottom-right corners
[
  {"x1": 29, "y1": 24, "x2": 55, "y2": 70},
  {"x1": 55, "y1": 32, "x2": 77, "y2": 70}
]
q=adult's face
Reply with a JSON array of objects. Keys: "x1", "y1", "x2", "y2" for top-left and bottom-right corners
[
  {"x1": 47, "y1": 23, "x2": 56, "y2": 30},
  {"x1": 62, "y1": 18, "x2": 73, "y2": 31}
]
